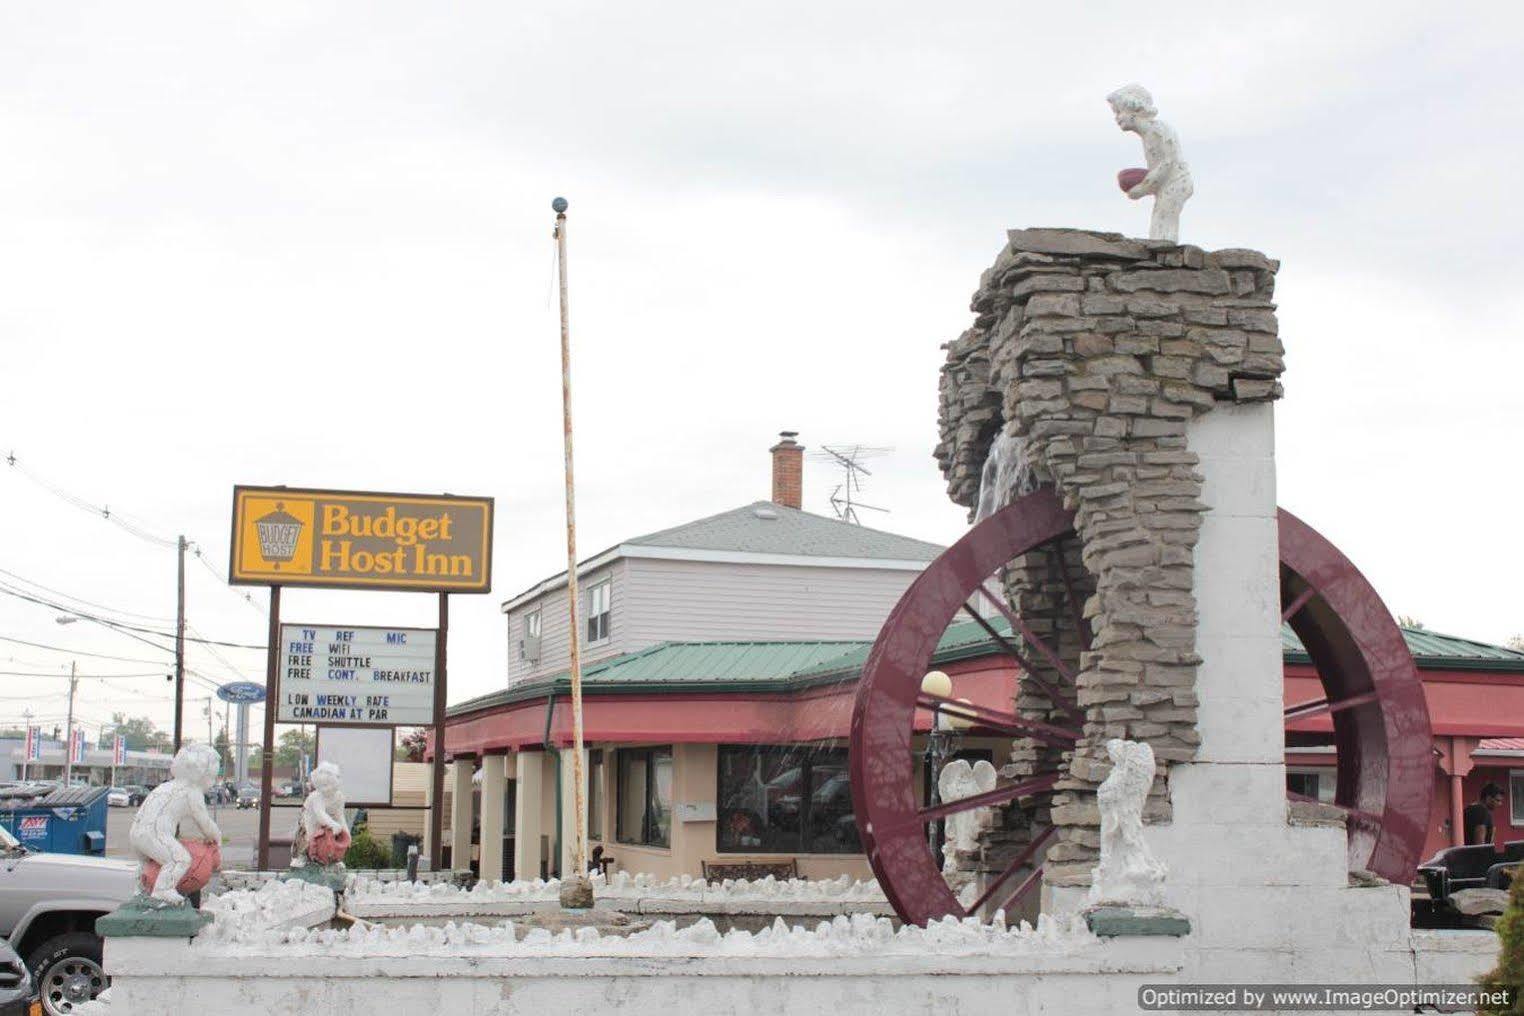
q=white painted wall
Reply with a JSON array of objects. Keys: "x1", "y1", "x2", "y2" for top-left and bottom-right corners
[
  {"x1": 507, "y1": 559, "x2": 628, "y2": 685},
  {"x1": 104, "y1": 936, "x2": 1183, "y2": 1016},
  {"x1": 504, "y1": 555, "x2": 922, "y2": 687},
  {"x1": 621, "y1": 557, "x2": 919, "y2": 647}
]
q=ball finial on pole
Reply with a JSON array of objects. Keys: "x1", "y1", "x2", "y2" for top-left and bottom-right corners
[{"x1": 552, "y1": 196, "x2": 568, "y2": 214}]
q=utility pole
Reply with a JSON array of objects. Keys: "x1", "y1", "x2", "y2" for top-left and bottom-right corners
[
  {"x1": 553, "y1": 196, "x2": 590, "y2": 889},
  {"x1": 63, "y1": 661, "x2": 77, "y2": 784},
  {"x1": 174, "y1": 535, "x2": 186, "y2": 753}
]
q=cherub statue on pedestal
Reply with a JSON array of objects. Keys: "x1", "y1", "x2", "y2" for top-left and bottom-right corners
[
  {"x1": 937, "y1": 758, "x2": 998, "y2": 875},
  {"x1": 1088, "y1": 738, "x2": 1167, "y2": 907},
  {"x1": 290, "y1": 762, "x2": 350, "y2": 868},
  {"x1": 1107, "y1": 84, "x2": 1193, "y2": 243},
  {"x1": 129, "y1": 743, "x2": 223, "y2": 905}
]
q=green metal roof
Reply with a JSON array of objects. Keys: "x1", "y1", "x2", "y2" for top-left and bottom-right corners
[
  {"x1": 451, "y1": 623, "x2": 1524, "y2": 717},
  {"x1": 1282, "y1": 626, "x2": 1524, "y2": 671}
]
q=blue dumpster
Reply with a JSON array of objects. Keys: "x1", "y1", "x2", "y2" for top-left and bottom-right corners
[{"x1": 0, "y1": 786, "x2": 110, "y2": 855}]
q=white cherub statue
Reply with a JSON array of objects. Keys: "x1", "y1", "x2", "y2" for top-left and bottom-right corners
[
  {"x1": 1107, "y1": 84, "x2": 1193, "y2": 243},
  {"x1": 129, "y1": 743, "x2": 223, "y2": 904},
  {"x1": 1088, "y1": 738, "x2": 1168, "y2": 907},
  {"x1": 290, "y1": 761, "x2": 349, "y2": 868},
  {"x1": 937, "y1": 758, "x2": 999, "y2": 874}
]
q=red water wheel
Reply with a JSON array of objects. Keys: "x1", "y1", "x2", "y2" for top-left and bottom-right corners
[{"x1": 849, "y1": 487, "x2": 1433, "y2": 926}]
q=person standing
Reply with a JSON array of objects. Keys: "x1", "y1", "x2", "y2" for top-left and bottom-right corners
[{"x1": 1464, "y1": 783, "x2": 1505, "y2": 846}]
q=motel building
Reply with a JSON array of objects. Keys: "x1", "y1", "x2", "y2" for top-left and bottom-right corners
[{"x1": 433, "y1": 435, "x2": 1524, "y2": 886}]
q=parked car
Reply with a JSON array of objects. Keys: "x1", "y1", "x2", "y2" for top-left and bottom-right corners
[
  {"x1": 0, "y1": 939, "x2": 34, "y2": 1016},
  {"x1": 0, "y1": 821, "x2": 136, "y2": 1015},
  {"x1": 119, "y1": 787, "x2": 147, "y2": 807},
  {"x1": 104, "y1": 789, "x2": 130, "y2": 809}
]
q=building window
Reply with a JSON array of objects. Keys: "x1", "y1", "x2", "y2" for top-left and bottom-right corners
[
  {"x1": 1510, "y1": 772, "x2": 1524, "y2": 828},
  {"x1": 1287, "y1": 767, "x2": 1335, "y2": 803},
  {"x1": 589, "y1": 750, "x2": 604, "y2": 841},
  {"x1": 586, "y1": 581, "x2": 611, "y2": 643},
  {"x1": 717, "y1": 745, "x2": 857, "y2": 855},
  {"x1": 519, "y1": 609, "x2": 542, "y2": 661},
  {"x1": 616, "y1": 747, "x2": 671, "y2": 848}
]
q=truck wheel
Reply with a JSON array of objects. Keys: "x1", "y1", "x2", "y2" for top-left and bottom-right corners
[{"x1": 28, "y1": 932, "x2": 107, "y2": 1016}]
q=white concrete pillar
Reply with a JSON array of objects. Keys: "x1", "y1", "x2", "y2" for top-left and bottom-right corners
[
  {"x1": 479, "y1": 754, "x2": 508, "y2": 883},
  {"x1": 450, "y1": 759, "x2": 475, "y2": 872},
  {"x1": 514, "y1": 750, "x2": 547, "y2": 881},
  {"x1": 558, "y1": 747, "x2": 589, "y2": 878},
  {"x1": 421, "y1": 764, "x2": 435, "y2": 864}
]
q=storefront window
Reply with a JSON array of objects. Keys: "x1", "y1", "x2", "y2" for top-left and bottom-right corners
[
  {"x1": 616, "y1": 747, "x2": 671, "y2": 847},
  {"x1": 717, "y1": 745, "x2": 857, "y2": 854}
]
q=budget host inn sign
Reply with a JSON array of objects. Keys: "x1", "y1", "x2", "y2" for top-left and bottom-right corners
[{"x1": 228, "y1": 486, "x2": 494, "y2": 593}]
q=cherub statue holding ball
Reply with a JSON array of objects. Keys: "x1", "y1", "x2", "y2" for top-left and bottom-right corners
[
  {"x1": 290, "y1": 761, "x2": 350, "y2": 868},
  {"x1": 1108, "y1": 84, "x2": 1193, "y2": 242},
  {"x1": 129, "y1": 743, "x2": 223, "y2": 905}
]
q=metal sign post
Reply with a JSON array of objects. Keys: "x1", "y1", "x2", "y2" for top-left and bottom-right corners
[
  {"x1": 429, "y1": 593, "x2": 449, "y2": 872},
  {"x1": 256, "y1": 586, "x2": 280, "y2": 871}
]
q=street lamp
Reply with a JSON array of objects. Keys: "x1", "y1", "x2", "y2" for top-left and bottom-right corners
[{"x1": 921, "y1": 670, "x2": 957, "y2": 855}]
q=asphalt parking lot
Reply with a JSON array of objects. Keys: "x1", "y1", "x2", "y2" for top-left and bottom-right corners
[{"x1": 105, "y1": 801, "x2": 301, "y2": 869}]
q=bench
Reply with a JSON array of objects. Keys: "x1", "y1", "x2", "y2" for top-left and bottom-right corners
[
  {"x1": 1418, "y1": 840, "x2": 1524, "y2": 902},
  {"x1": 701, "y1": 859, "x2": 799, "y2": 883}
]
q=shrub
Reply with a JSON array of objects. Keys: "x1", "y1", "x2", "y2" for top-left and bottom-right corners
[
  {"x1": 343, "y1": 827, "x2": 392, "y2": 869},
  {"x1": 1479, "y1": 873, "x2": 1524, "y2": 1013}
]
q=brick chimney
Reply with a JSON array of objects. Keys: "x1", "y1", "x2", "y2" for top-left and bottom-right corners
[{"x1": 770, "y1": 431, "x2": 803, "y2": 509}]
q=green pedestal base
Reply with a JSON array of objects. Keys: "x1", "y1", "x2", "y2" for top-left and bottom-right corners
[
  {"x1": 1084, "y1": 905, "x2": 1191, "y2": 938},
  {"x1": 96, "y1": 896, "x2": 213, "y2": 938},
  {"x1": 280, "y1": 864, "x2": 349, "y2": 894}
]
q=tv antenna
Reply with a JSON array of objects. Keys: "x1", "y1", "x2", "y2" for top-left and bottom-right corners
[{"x1": 811, "y1": 444, "x2": 892, "y2": 525}]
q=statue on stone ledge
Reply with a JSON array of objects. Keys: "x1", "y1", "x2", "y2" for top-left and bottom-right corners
[{"x1": 1108, "y1": 83, "x2": 1193, "y2": 243}]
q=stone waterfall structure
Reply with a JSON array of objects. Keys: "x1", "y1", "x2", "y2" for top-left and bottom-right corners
[{"x1": 935, "y1": 226, "x2": 1286, "y2": 891}]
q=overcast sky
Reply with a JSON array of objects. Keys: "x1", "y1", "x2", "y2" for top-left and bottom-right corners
[{"x1": 2, "y1": 2, "x2": 1520, "y2": 744}]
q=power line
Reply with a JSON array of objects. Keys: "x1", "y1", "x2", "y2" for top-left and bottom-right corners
[
  {"x1": 4, "y1": 447, "x2": 267, "y2": 618},
  {"x1": 0, "y1": 567, "x2": 175, "y2": 624},
  {"x1": 0, "y1": 670, "x2": 167, "y2": 679},
  {"x1": 0, "y1": 634, "x2": 166, "y2": 665},
  {"x1": 0, "y1": 584, "x2": 265, "y2": 649},
  {"x1": 3, "y1": 451, "x2": 179, "y2": 548}
]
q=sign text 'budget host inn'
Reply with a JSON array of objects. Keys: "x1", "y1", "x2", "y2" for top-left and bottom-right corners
[{"x1": 229, "y1": 486, "x2": 494, "y2": 593}]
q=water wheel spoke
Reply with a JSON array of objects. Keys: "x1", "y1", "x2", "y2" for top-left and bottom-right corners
[
  {"x1": 917, "y1": 691, "x2": 1080, "y2": 746},
  {"x1": 956, "y1": 603, "x2": 1085, "y2": 726},
  {"x1": 1053, "y1": 542, "x2": 1093, "y2": 653},
  {"x1": 966, "y1": 825, "x2": 1057, "y2": 914},
  {"x1": 1281, "y1": 585, "x2": 1316, "y2": 622},
  {"x1": 993, "y1": 864, "x2": 1046, "y2": 915},
  {"x1": 908, "y1": 772, "x2": 1061, "y2": 829},
  {"x1": 978, "y1": 582, "x2": 1078, "y2": 686},
  {"x1": 1284, "y1": 689, "x2": 1380, "y2": 723}
]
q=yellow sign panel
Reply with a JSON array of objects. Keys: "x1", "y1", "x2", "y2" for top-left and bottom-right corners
[{"x1": 229, "y1": 486, "x2": 493, "y2": 593}]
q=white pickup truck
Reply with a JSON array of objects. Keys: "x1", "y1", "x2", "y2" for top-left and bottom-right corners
[{"x1": 0, "y1": 825, "x2": 136, "y2": 1016}]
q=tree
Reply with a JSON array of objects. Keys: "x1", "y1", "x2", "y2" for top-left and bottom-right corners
[
  {"x1": 214, "y1": 728, "x2": 233, "y2": 774},
  {"x1": 1508, "y1": 635, "x2": 1524, "y2": 653},
  {"x1": 1397, "y1": 615, "x2": 1425, "y2": 630},
  {"x1": 1479, "y1": 873, "x2": 1524, "y2": 1013},
  {"x1": 274, "y1": 728, "x2": 314, "y2": 768},
  {"x1": 110, "y1": 713, "x2": 172, "y2": 753},
  {"x1": 397, "y1": 728, "x2": 427, "y2": 763}
]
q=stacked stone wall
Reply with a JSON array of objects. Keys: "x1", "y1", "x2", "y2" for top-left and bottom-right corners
[{"x1": 933, "y1": 228, "x2": 1285, "y2": 887}]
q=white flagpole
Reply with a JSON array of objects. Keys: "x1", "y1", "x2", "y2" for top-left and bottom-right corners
[{"x1": 553, "y1": 196, "x2": 590, "y2": 893}]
